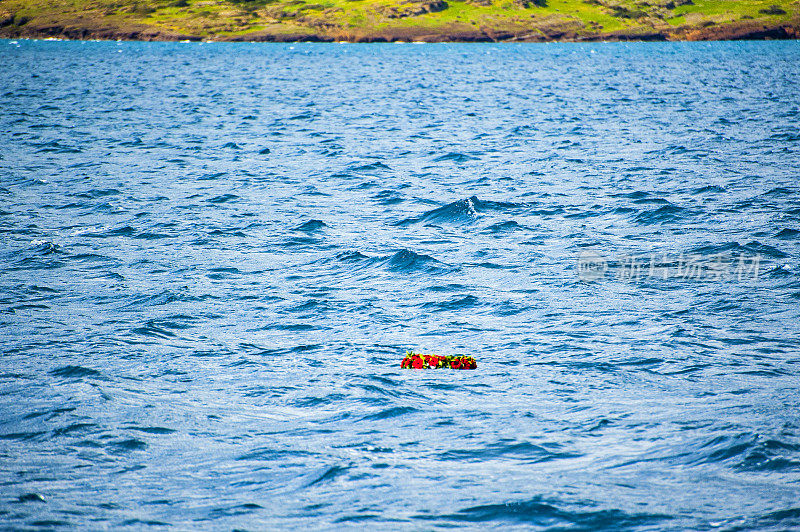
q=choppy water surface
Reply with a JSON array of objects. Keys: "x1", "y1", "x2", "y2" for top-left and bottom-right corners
[{"x1": 1, "y1": 40, "x2": 800, "y2": 529}]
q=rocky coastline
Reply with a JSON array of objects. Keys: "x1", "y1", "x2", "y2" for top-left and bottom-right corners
[{"x1": 1, "y1": 2, "x2": 797, "y2": 43}]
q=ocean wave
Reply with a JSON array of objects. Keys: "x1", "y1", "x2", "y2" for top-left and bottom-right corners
[
  {"x1": 294, "y1": 219, "x2": 327, "y2": 232},
  {"x1": 633, "y1": 203, "x2": 689, "y2": 225},
  {"x1": 384, "y1": 249, "x2": 451, "y2": 273},
  {"x1": 396, "y1": 196, "x2": 522, "y2": 226},
  {"x1": 432, "y1": 497, "x2": 670, "y2": 527}
]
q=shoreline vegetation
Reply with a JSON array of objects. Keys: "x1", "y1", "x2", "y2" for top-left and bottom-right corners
[{"x1": 0, "y1": 0, "x2": 798, "y2": 42}]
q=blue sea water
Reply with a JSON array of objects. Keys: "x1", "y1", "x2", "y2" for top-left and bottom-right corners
[{"x1": 1, "y1": 38, "x2": 800, "y2": 529}]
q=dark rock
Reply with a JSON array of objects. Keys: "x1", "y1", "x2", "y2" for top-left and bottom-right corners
[
  {"x1": 361, "y1": 36, "x2": 388, "y2": 42},
  {"x1": 482, "y1": 27, "x2": 516, "y2": 40},
  {"x1": 445, "y1": 30, "x2": 493, "y2": 41},
  {"x1": 382, "y1": 0, "x2": 448, "y2": 18},
  {"x1": 579, "y1": 30, "x2": 667, "y2": 41},
  {"x1": 683, "y1": 20, "x2": 798, "y2": 40},
  {"x1": 609, "y1": 6, "x2": 647, "y2": 18},
  {"x1": 759, "y1": 5, "x2": 786, "y2": 15}
]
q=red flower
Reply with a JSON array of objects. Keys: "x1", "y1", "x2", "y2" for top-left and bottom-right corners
[{"x1": 401, "y1": 351, "x2": 477, "y2": 369}]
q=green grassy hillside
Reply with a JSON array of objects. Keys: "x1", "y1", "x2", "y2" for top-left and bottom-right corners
[{"x1": 0, "y1": 0, "x2": 798, "y2": 41}]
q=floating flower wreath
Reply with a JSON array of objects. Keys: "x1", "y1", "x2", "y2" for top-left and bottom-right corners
[{"x1": 400, "y1": 351, "x2": 477, "y2": 370}]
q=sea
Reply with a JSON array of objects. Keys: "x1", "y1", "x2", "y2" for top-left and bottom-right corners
[{"x1": 1, "y1": 39, "x2": 799, "y2": 530}]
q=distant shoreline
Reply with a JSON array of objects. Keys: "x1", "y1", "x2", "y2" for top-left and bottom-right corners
[
  {"x1": 2, "y1": 21, "x2": 798, "y2": 43},
  {"x1": 2, "y1": 0, "x2": 798, "y2": 44}
]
